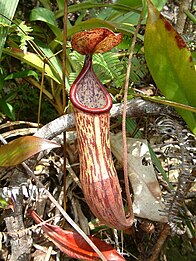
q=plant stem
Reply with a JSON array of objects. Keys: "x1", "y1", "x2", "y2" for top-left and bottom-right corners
[
  {"x1": 122, "y1": 13, "x2": 143, "y2": 220},
  {"x1": 37, "y1": 61, "x2": 46, "y2": 127},
  {"x1": 62, "y1": 0, "x2": 68, "y2": 110},
  {"x1": 149, "y1": 224, "x2": 171, "y2": 261},
  {"x1": 176, "y1": 0, "x2": 191, "y2": 34},
  {"x1": 62, "y1": 0, "x2": 68, "y2": 213}
]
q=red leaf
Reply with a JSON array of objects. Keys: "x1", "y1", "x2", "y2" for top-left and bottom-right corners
[
  {"x1": 0, "y1": 136, "x2": 60, "y2": 166},
  {"x1": 71, "y1": 28, "x2": 122, "y2": 55},
  {"x1": 29, "y1": 209, "x2": 125, "y2": 260}
]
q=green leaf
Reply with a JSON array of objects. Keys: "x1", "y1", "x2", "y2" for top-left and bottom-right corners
[
  {"x1": 114, "y1": 0, "x2": 142, "y2": 8},
  {"x1": 30, "y1": 7, "x2": 57, "y2": 26},
  {"x1": 30, "y1": 7, "x2": 61, "y2": 36},
  {"x1": 16, "y1": 21, "x2": 34, "y2": 52},
  {"x1": 0, "y1": 98, "x2": 15, "y2": 120},
  {"x1": 3, "y1": 48, "x2": 61, "y2": 84},
  {"x1": 137, "y1": 95, "x2": 196, "y2": 113},
  {"x1": 56, "y1": 0, "x2": 64, "y2": 10},
  {"x1": 0, "y1": 68, "x2": 4, "y2": 91},
  {"x1": 142, "y1": 0, "x2": 168, "y2": 11},
  {"x1": 34, "y1": 40, "x2": 62, "y2": 80},
  {"x1": 0, "y1": 194, "x2": 9, "y2": 209},
  {"x1": 55, "y1": 2, "x2": 141, "y2": 19},
  {"x1": 144, "y1": 0, "x2": 196, "y2": 134},
  {"x1": 0, "y1": 136, "x2": 60, "y2": 166},
  {"x1": 69, "y1": 51, "x2": 126, "y2": 87},
  {"x1": 38, "y1": 0, "x2": 52, "y2": 10},
  {"x1": 184, "y1": 9, "x2": 196, "y2": 25},
  {"x1": 5, "y1": 70, "x2": 39, "y2": 81},
  {"x1": 0, "y1": 0, "x2": 19, "y2": 58},
  {"x1": 68, "y1": 18, "x2": 116, "y2": 38},
  {"x1": 68, "y1": 18, "x2": 144, "y2": 40},
  {"x1": 51, "y1": 17, "x2": 144, "y2": 50}
]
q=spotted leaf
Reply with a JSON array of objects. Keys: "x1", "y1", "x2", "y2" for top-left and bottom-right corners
[{"x1": 144, "y1": 0, "x2": 196, "y2": 134}]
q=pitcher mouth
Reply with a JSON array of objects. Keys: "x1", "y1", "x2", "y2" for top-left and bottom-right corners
[{"x1": 70, "y1": 55, "x2": 112, "y2": 114}]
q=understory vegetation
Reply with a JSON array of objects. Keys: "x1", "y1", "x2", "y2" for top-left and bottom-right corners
[{"x1": 0, "y1": 0, "x2": 195, "y2": 260}]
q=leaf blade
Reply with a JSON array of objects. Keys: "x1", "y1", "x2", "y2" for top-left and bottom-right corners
[
  {"x1": 0, "y1": 0, "x2": 19, "y2": 57},
  {"x1": 144, "y1": 0, "x2": 196, "y2": 134},
  {"x1": 29, "y1": 209, "x2": 125, "y2": 261},
  {"x1": 0, "y1": 136, "x2": 60, "y2": 166},
  {"x1": 3, "y1": 48, "x2": 61, "y2": 83}
]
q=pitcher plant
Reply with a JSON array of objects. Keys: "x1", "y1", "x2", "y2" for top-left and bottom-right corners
[{"x1": 70, "y1": 28, "x2": 133, "y2": 230}]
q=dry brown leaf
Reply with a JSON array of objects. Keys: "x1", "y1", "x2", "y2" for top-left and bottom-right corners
[{"x1": 111, "y1": 133, "x2": 167, "y2": 222}]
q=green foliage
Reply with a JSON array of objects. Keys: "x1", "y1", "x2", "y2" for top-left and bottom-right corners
[
  {"x1": 16, "y1": 21, "x2": 34, "y2": 52},
  {"x1": 69, "y1": 51, "x2": 126, "y2": 87},
  {"x1": 93, "y1": 52, "x2": 125, "y2": 87},
  {"x1": 0, "y1": 1, "x2": 195, "y2": 259},
  {"x1": 69, "y1": 50, "x2": 147, "y2": 89},
  {"x1": 0, "y1": 98, "x2": 15, "y2": 120},
  {"x1": 165, "y1": 235, "x2": 196, "y2": 261},
  {"x1": 0, "y1": 69, "x2": 15, "y2": 120},
  {"x1": 5, "y1": 70, "x2": 39, "y2": 81},
  {"x1": 0, "y1": 0, "x2": 19, "y2": 58},
  {"x1": 144, "y1": 0, "x2": 196, "y2": 134},
  {"x1": 0, "y1": 194, "x2": 9, "y2": 209},
  {"x1": 114, "y1": 0, "x2": 142, "y2": 9},
  {"x1": 0, "y1": 0, "x2": 153, "y2": 119},
  {"x1": 3, "y1": 48, "x2": 61, "y2": 84},
  {"x1": 30, "y1": 7, "x2": 61, "y2": 36}
]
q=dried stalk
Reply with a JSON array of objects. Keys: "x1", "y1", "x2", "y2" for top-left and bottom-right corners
[
  {"x1": 154, "y1": 116, "x2": 196, "y2": 234},
  {"x1": 176, "y1": 0, "x2": 191, "y2": 34},
  {"x1": 122, "y1": 13, "x2": 143, "y2": 222},
  {"x1": 35, "y1": 98, "x2": 176, "y2": 143},
  {"x1": 149, "y1": 224, "x2": 171, "y2": 261},
  {"x1": 62, "y1": 0, "x2": 68, "y2": 214}
]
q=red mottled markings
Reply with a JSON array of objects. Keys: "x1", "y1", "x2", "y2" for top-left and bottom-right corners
[
  {"x1": 86, "y1": 117, "x2": 90, "y2": 125},
  {"x1": 159, "y1": 13, "x2": 172, "y2": 31},
  {"x1": 75, "y1": 109, "x2": 131, "y2": 229},
  {"x1": 189, "y1": 56, "x2": 193, "y2": 62},
  {"x1": 175, "y1": 34, "x2": 187, "y2": 49},
  {"x1": 164, "y1": 20, "x2": 172, "y2": 31},
  {"x1": 159, "y1": 13, "x2": 163, "y2": 19}
]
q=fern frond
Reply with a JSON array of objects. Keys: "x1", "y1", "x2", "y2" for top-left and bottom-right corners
[
  {"x1": 130, "y1": 56, "x2": 148, "y2": 82},
  {"x1": 69, "y1": 51, "x2": 126, "y2": 88},
  {"x1": 69, "y1": 51, "x2": 84, "y2": 85},
  {"x1": 154, "y1": 116, "x2": 196, "y2": 234},
  {"x1": 94, "y1": 52, "x2": 126, "y2": 87},
  {"x1": 16, "y1": 21, "x2": 34, "y2": 52}
]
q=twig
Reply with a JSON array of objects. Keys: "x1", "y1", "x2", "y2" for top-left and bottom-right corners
[
  {"x1": 44, "y1": 246, "x2": 53, "y2": 261},
  {"x1": 38, "y1": 60, "x2": 46, "y2": 127},
  {"x1": 62, "y1": 0, "x2": 68, "y2": 110},
  {"x1": 148, "y1": 224, "x2": 171, "y2": 261},
  {"x1": 34, "y1": 98, "x2": 176, "y2": 140},
  {"x1": 62, "y1": 0, "x2": 68, "y2": 214},
  {"x1": 176, "y1": 0, "x2": 191, "y2": 34},
  {"x1": 122, "y1": 14, "x2": 143, "y2": 220}
]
